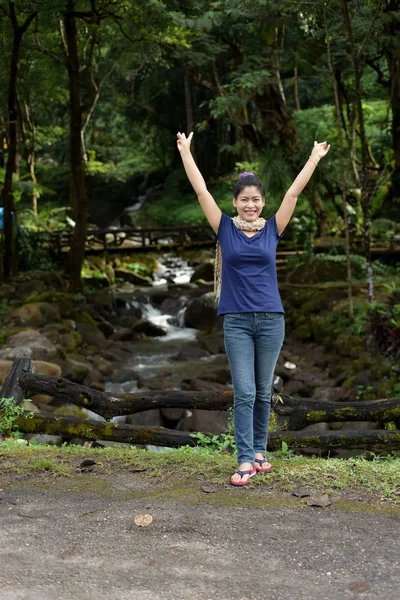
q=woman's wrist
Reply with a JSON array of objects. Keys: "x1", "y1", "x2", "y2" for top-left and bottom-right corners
[{"x1": 308, "y1": 155, "x2": 320, "y2": 167}]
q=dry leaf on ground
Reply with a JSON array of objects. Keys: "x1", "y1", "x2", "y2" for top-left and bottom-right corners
[{"x1": 134, "y1": 514, "x2": 153, "y2": 527}]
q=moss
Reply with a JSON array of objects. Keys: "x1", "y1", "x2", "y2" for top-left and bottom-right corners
[
  {"x1": 381, "y1": 407, "x2": 400, "y2": 423},
  {"x1": 307, "y1": 411, "x2": 327, "y2": 423},
  {"x1": 295, "y1": 324, "x2": 312, "y2": 341},
  {"x1": 76, "y1": 311, "x2": 98, "y2": 326},
  {"x1": 342, "y1": 376, "x2": 356, "y2": 389},
  {"x1": 333, "y1": 407, "x2": 358, "y2": 420},
  {"x1": 25, "y1": 291, "x2": 74, "y2": 316},
  {"x1": 79, "y1": 394, "x2": 91, "y2": 406}
]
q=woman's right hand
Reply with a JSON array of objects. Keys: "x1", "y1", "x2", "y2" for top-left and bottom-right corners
[{"x1": 177, "y1": 131, "x2": 193, "y2": 155}]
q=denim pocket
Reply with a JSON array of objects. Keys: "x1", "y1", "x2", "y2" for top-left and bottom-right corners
[
  {"x1": 224, "y1": 313, "x2": 244, "y2": 321},
  {"x1": 264, "y1": 312, "x2": 284, "y2": 320}
]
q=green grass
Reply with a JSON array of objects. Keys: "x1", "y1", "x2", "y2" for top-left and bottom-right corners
[{"x1": 1, "y1": 439, "x2": 399, "y2": 505}]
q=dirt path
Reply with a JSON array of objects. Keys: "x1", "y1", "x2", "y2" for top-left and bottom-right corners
[{"x1": 1, "y1": 474, "x2": 399, "y2": 600}]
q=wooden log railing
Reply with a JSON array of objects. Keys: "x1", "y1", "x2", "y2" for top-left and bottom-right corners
[{"x1": 1, "y1": 359, "x2": 400, "y2": 451}]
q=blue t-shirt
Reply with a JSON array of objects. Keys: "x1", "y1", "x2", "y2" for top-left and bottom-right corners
[{"x1": 216, "y1": 212, "x2": 284, "y2": 316}]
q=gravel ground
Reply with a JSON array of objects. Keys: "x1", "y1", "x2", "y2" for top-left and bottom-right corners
[{"x1": 1, "y1": 474, "x2": 399, "y2": 600}]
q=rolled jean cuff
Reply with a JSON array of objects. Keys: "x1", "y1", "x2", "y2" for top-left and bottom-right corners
[{"x1": 238, "y1": 457, "x2": 255, "y2": 465}]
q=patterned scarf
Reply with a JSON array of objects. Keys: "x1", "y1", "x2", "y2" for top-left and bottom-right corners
[{"x1": 214, "y1": 215, "x2": 266, "y2": 305}]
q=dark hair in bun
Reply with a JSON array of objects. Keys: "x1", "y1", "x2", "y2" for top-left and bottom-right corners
[{"x1": 233, "y1": 172, "x2": 265, "y2": 199}]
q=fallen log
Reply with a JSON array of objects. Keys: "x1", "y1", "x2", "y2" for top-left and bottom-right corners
[
  {"x1": 274, "y1": 395, "x2": 400, "y2": 429},
  {"x1": 1, "y1": 359, "x2": 35, "y2": 405},
  {"x1": 19, "y1": 373, "x2": 400, "y2": 429},
  {"x1": 13, "y1": 412, "x2": 400, "y2": 451},
  {"x1": 19, "y1": 372, "x2": 234, "y2": 417}
]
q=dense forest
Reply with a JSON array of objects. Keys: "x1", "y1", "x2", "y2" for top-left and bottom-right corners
[{"x1": 0, "y1": 0, "x2": 399, "y2": 290}]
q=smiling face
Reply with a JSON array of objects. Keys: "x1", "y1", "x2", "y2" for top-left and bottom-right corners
[{"x1": 233, "y1": 185, "x2": 265, "y2": 221}]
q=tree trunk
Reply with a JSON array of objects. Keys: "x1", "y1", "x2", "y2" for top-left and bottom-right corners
[
  {"x1": 340, "y1": 0, "x2": 376, "y2": 303},
  {"x1": 18, "y1": 96, "x2": 39, "y2": 215},
  {"x1": 64, "y1": 0, "x2": 87, "y2": 291},
  {"x1": 383, "y1": 1, "x2": 400, "y2": 202},
  {"x1": 325, "y1": 15, "x2": 353, "y2": 319},
  {"x1": 293, "y1": 62, "x2": 301, "y2": 111},
  {"x1": 184, "y1": 66, "x2": 196, "y2": 162}
]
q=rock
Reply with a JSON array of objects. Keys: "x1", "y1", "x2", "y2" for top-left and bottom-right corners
[
  {"x1": 76, "y1": 322, "x2": 107, "y2": 349},
  {"x1": 114, "y1": 315, "x2": 142, "y2": 329},
  {"x1": 62, "y1": 357, "x2": 93, "y2": 383},
  {"x1": 25, "y1": 434, "x2": 63, "y2": 445},
  {"x1": 184, "y1": 292, "x2": 217, "y2": 332},
  {"x1": 300, "y1": 422, "x2": 330, "y2": 433},
  {"x1": 110, "y1": 365, "x2": 139, "y2": 383},
  {"x1": 83, "y1": 368, "x2": 105, "y2": 386},
  {"x1": 160, "y1": 408, "x2": 186, "y2": 423},
  {"x1": 53, "y1": 404, "x2": 105, "y2": 421},
  {"x1": 109, "y1": 327, "x2": 135, "y2": 342},
  {"x1": 125, "y1": 409, "x2": 162, "y2": 427},
  {"x1": 198, "y1": 333, "x2": 225, "y2": 355},
  {"x1": 132, "y1": 319, "x2": 167, "y2": 337},
  {"x1": 58, "y1": 331, "x2": 82, "y2": 352},
  {"x1": 180, "y1": 378, "x2": 230, "y2": 392},
  {"x1": 91, "y1": 356, "x2": 114, "y2": 376},
  {"x1": 10, "y1": 302, "x2": 60, "y2": 327},
  {"x1": 159, "y1": 297, "x2": 185, "y2": 315},
  {"x1": 23, "y1": 400, "x2": 41, "y2": 413},
  {"x1": 0, "y1": 283, "x2": 16, "y2": 300},
  {"x1": 172, "y1": 347, "x2": 211, "y2": 361},
  {"x1": 190, "y1": 262, "x2": 215, "y2": 283},
  {"x1": 198, "y1": 366, "x2": 231, "y2": 384},
  {"x1": 29, "y1": 363, "x2": 59, "y2": 389},
  {"x1": 283, "y1": 380, "x2": 309, "y2": 396},
  {"x1": 82, "y1": 276, "x2": 109, "y2": 289},
  {"x1": 15, "y1": 279, "x2": 47, "y2": 299},
  {"x1": 311, "y1": 387, "x2": 356, "y2": 402},
  {"x1": 114, "y1": 269, "x2": 152, "y2": 286},
  {"x1": 31, "y1": 394, "x2": 53, "y2": 405},
  {"x1": 178, "y1": 409, "x2": 229, "y2": 434},
  {"x1": 328, "y1": 421, "x2": 379, "y2": 431},
  {"x1": 0, "y1": 330, "x2": 58, "y2": 361},
  {"x1": 137, "y1": 375, "x2": 177, "y2": 390}
]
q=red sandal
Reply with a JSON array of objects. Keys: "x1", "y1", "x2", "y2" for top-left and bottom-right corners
[
  {"x1": 230, "y1": 467, "x2": 257, "y2": 486},
  {"x1": 254, "y1": 457, "x2": 272, "y2": 473}
]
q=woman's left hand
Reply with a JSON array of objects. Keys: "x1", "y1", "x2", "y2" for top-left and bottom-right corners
[{"x1": 311, "y1": 141, "x2": 330, "y2": 162}]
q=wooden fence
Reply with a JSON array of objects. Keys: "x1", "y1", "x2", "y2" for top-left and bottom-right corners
[{"x1": 1, "y1": 359, "x2": 399, "y2": 452}]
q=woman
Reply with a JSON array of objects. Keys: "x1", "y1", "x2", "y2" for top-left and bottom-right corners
[{"x1": 177, "y1": 132, "x2": 330, "y2": 485}]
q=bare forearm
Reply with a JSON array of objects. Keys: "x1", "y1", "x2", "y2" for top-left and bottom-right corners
[
  {"x1": 180, "y1": 150, "x2": 208, "y2": 196},
  {"x1": 286, "y1": 156, "x2": 318, "y2": 198}
]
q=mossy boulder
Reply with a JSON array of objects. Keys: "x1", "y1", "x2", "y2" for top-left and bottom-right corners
[
  {"x1": 184, "y1": 292, "x2": 218, "y2": 332},
  {"x1": 10, "y1": 302, "x2": 60, "y2": 327},
  {"x1": 286, "y1": 255, "x2": 367, "y2": 284},
  {"x1": 0, "y1": 330, "x2": 58, "y2": 361},
  {"x1": 25, "y1": 292, "x2": 75, "y2": 318},
  {"x1": 190, "y1": 262, "x2": 215, "y2": 283},
  {"x1": 62, "y1": 357, "x2": 93, "y2": 383},
  {"x1": 58, "y1": 331, "x2": 83, "y2": 352},
  {"x1": 76, "y1": 322, "x2": 107, "y2": 349}
]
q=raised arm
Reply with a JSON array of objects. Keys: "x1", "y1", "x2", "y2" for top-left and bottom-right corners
[
  {"x1": 177, "y1": 132, "x2": 221, "y2": 233},
  {"x1": 275, "y1": 141, "x2": 331, "y2": 236}
]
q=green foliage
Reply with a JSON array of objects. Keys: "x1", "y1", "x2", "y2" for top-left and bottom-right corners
[
  {"x1": 189, "y1": 431, "x2": 236, "y2": 453},
  {"x1": 367, "y1": 288, "x2": 400, "y2": 357},
  {"x1": 273, "y1": 441, "x2": 294, "y2": 457},
  {"x1": 16, "y1": 228, "x2": 58, "y2": 272},
  {"x1": 0, "y1": 398, "x2": 26, "y2": 436}
]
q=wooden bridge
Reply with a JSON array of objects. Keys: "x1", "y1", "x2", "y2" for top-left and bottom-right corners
[
  {"x1": 27, "y1": 225, "x2": 399, "y2": 268},
  {"x1": 48, "y1": 224, "x2": 216, "y2": 255}
]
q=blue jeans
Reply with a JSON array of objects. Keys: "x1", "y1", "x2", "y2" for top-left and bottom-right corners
[{"x1": 223, "y1": 312, "x2": 285, "y2": 465}]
